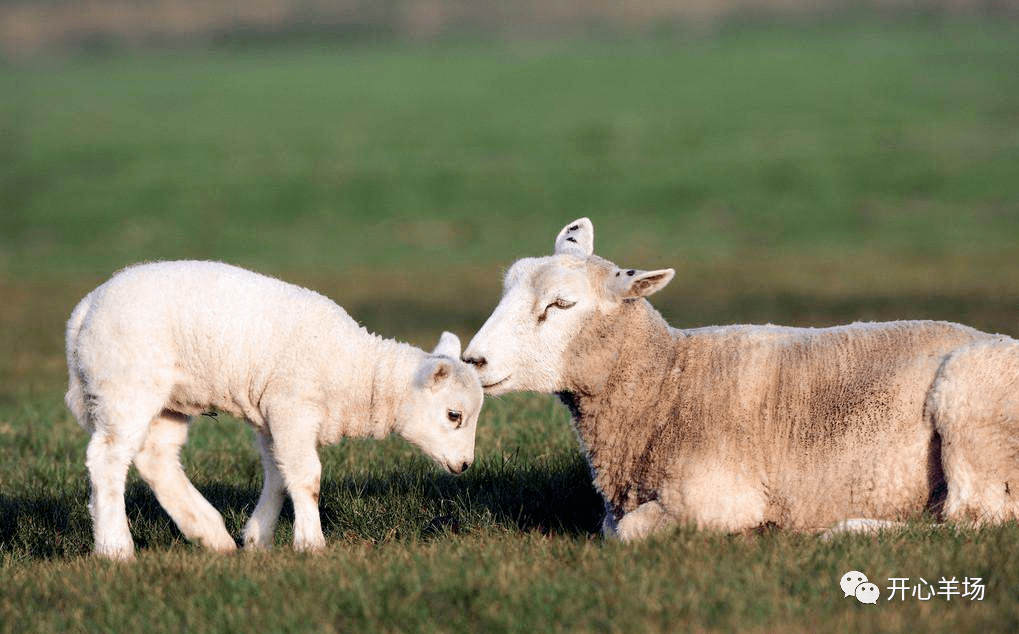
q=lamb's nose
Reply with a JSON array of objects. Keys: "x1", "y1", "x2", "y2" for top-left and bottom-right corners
[
  {"x1": 449, "y1": 460, "x2": 471, "y2": 475},
  {"x1": 461, "y1": 354, "x2": 486, "y2": 369}
]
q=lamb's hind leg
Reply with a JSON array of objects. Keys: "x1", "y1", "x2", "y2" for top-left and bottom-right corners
[
  {"x1": 85, "y1": 396, "x2": 159, "y2": 560},
  {"x1": 133, "y1": 411, "x2": 235, "y2": 552},
  {"x1": 930, "y1": 339, "x2": 1019, "y2": 524},
  {"x1": 86, "y1": 433, "x2": 138, "y2": 560}
]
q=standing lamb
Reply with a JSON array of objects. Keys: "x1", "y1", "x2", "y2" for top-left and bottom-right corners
[
  {"x1": 65, "y1": 260, "x2": 483, "y2": 560},
  {"x1": 462, "y1": 218, "x2": 1019, "y2": 541}
]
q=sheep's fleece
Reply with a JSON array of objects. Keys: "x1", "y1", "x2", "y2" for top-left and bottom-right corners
[
  {"x1": 66, "y1": 260, "x2": 482, "y2": 559},
  {"x1": 462, "y1": 218, "x2": 1019, "y2": 540}
]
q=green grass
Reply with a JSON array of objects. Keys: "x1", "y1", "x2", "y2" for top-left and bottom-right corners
[{"x1": 3, "y1": 16, "x2": 1019, "y2": 633}]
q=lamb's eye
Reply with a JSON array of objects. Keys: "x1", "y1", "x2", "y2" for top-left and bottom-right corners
[{"x1": 447, "y1": 409, "x2": 463, "y2": 427}]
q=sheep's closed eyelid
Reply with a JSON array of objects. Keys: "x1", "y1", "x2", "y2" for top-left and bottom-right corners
[
  {"x1": 537, "y1": 297, "x2": 576, "y2": 323},
  {"x1": 543, "y1": 297, "x2": 576, "y2": 310}
]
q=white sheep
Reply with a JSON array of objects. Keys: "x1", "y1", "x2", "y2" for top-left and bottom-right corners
[
  {"x1": 462, "y1": 218, "x2": 1019, "y2": 541},
  {"x1": 65, "y1": 260, "x2": 483, "y2": 560}
]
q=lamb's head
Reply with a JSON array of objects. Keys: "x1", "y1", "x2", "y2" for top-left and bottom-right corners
[
  {"x1": 397, "y1": 332, "x2": 483, "y2": 475},
  {"x1": 463, "y1": 218, "x2": 674, "y2": 396}
]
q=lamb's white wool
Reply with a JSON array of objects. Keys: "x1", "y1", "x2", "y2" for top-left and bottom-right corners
[
  {"x1": 463, "y1": 218, "x2": 1019, "y2": 540},
  {"x1": 65, "y1": 260, "x2": 483, "y2": 560}
]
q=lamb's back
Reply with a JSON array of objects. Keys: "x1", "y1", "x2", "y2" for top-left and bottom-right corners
[{"x1": 75, "y1": 261, "x2": 364, "y2": 413}]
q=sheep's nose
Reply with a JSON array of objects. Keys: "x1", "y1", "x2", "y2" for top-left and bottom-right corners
[
  {"x1": 460, "y1": 461, "x2": 471, "y2": 474},
  {"x1": 461, "y1": 354, "x2": 486, "y2": 369}
]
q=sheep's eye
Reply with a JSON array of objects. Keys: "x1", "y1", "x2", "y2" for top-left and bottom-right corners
[
  {"x1": 543, "y1": 298, "x2": 576, "y2": 312},
  {"x1": 538, "y1": 297, "x2": 576, "y2": 324},
  {"x1": 447, "y1": 409, "x2": 463, "y2": 427}
]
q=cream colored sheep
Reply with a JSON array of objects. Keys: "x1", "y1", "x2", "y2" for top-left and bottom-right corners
[
  {"x1": 463, "y1": 218, "x2": 1019, "y2": 541},
  {"x1": 65, "y1": 260, "x2": 483, "y2": 560}
]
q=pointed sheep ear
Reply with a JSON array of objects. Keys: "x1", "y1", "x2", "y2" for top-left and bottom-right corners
[
  {"x1": 618, "y1": 268, "x2": 675, "y2": 299},
  {"x1": 553, "y1": 217, "x2": 594, "y2": 257},
  {"x1": 432, "y1": 331, "x2": 461, "y2": 358}
]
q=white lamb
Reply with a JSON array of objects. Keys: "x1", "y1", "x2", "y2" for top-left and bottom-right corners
[
  {"x1": 463, "y1": 218, "x2": 1019, "y2": 541},
  {"x1": 65, "y1": 260, "x2": 483, "y2": 560}
]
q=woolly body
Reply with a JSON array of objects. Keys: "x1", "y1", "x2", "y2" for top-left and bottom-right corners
[
  {"x1": 66, "y1": 260, "x2": 482, "y2": 559},
  {"x1": 464, "y1": 218, "x2": 1019, "y2": 540}
]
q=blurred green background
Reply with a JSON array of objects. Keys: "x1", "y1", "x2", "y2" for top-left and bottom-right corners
[
  {"x1": 3, "y1": 3, "x2": 1019, "y2": 388},
  {"x1": 2, "y1": 3, "x2": 1019, "y2": 631}
]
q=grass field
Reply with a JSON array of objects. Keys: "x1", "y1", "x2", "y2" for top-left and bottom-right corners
[{"x1": 2, "y1": 16, "x2": 1019, "y2": 633}]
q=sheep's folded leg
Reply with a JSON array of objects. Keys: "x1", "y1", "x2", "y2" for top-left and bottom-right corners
[
  {"x1": 820, "y1": 518, "x2": 905, "y2": 539},
  {"x1": 614, "y1": 501, "x2": 669, "y2": 542}
]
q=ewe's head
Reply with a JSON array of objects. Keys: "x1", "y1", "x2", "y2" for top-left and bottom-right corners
[
  {"x1": 462, "y1": 218, "x2": 674, "y2": 396},
  {"x1": 398, "y1": 332, "x2": 483, "y2": 475}
]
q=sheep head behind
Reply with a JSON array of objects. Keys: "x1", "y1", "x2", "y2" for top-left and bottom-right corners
[{"x1": 463, "y1": 217, "x2": 674, "y2": 397}]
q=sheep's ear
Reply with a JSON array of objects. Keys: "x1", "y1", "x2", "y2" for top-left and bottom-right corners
[
  {"x1": 618, "y1": 268, "x2": 675, "y2": 299},
  {"x1": 432, "y1": 331, "x2": 461, "y2": 359},
  {"x1": 553, "y1": 217, "x2": 594, "y2": 257}
]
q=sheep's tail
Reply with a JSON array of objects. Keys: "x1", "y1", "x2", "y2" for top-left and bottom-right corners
[{"x1": 64, "y1": 292, "x2": 93, "y2": 432}]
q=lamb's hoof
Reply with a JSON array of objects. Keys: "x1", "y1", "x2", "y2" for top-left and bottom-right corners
[
  {"x1": 205, "y1": 537, "x2": 239, "y2": 553},
  {"x1": 293, "y1": 537, "x2": 326, "y2": 553},
  {"x1": 242, "y1": 536, "x2": 274, "y2": 551},
  {"x1": 94, "y1": 543, "x2": 136, "y2": 562}
]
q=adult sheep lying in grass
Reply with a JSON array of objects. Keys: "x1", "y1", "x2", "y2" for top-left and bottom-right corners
[
  {"x1": 65, "y1": 260, "x2": 483, "y2": 560},
  {"x1": 462, "y1": 218, "x2": 1019, "y2": 541}
]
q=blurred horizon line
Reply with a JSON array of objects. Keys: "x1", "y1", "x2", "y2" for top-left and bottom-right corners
[{"x1": 2, "y1": 0, "x2": 1017, "y2": 59}]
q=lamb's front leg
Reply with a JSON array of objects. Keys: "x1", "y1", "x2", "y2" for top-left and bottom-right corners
[
  {"x1": 269, "y1": 408, "x2": 326, "y2": 552},
  {"x1": 243, "y1": 431, "x2": 286, "y2": 550}
]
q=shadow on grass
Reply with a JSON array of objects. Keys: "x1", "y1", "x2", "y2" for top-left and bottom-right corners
[
  {"x1": 0, "y1": 451, "x2": 603, "y2": 561},
  {"x1": 323, "y1": 451, "x2": 606, "y2": 541},
  {"x1": 0, "y1": 491, "x2": 93, "y2": 560}
]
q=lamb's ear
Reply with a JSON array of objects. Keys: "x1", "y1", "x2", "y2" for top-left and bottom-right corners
[
  {"x1": 432, "y1": 331, "x2": 461, "y2": 359},
  {"x1": 553, "y1": 217, "x2": 594, "y2": 257},
  {"x1": 618, "y1": 268, "x2": 675, "y2": 299},
  {"x1": 430, "y1": 359, "x2": 452, "y2": 386},
  {"x1": 419, "y1": 357, "x2": 453, "y2": 389}
]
